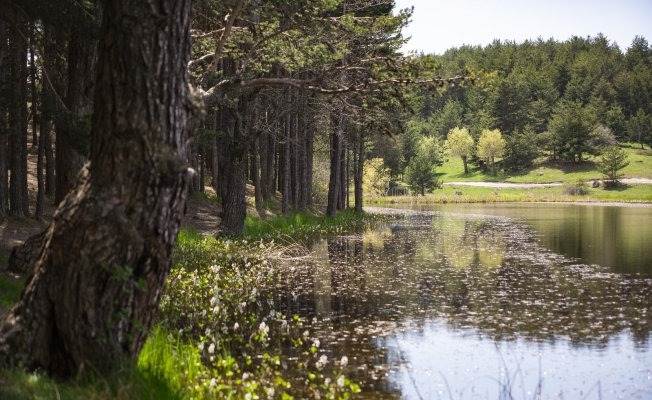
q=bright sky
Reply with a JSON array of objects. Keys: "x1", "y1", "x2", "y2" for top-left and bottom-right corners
[{"x1": 394, "y1": 0, "x2": 652, "y2": 55}]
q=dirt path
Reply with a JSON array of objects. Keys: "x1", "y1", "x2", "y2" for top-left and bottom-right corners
[{"x1": 444, "y1": 178, "x2": 652, "y2": 188}]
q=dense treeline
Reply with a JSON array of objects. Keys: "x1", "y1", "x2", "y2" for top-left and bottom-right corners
[
  {"x1": 0, "y1": 0, "x2": 464, "y2": 378},
  {"x1": 0, "y1": 0, "x2": 456, "y2": 233},
  {"x1": 372, "y1": 34, "x2": 652, "y2": 180}
]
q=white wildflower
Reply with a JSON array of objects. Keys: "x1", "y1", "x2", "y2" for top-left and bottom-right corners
[
  {"x1": 316, "y1": 355, "x2": 328, "y2": 369},
  {"x1": 244, "y1": 393, "x2": 252, "y2": 400},
  {"x1": 209, "y1": 378, "x2": 216, "y2": 390},
  {"x1": 324, "y1": 377, "x2": 331, "y2": 386},
  {"x1": 312, "y1": 339, "x2": 320, "y2": 348},
  {"x1": 303, "y1": 330, "x2": 309, "y2": 337},
  {"x1": 337, "y1": 375, "x2": 345, "y2": 387},
  {"x1": 234, "y1": 322, "x2": 240, "y2": 330},
  {"x1": 266, "y1": 387, "x2": 275, "y2": 398},
  {"x1": 208, "y1": 343, "x2": 215, "y2": 354},
  {"x1": 242, "y1": 372, "x2": 250, "y2": 381},
  {"x1": 198, "y1": 342, "x2": 205, "y2": 351},
  {"x1": 259, "y1": 322, "x2": 269, "y2": 336},
  {"x1": 201, "y1": 309, "x2": 207, "y2": 317},
  {"x1": 213, "y1": 305, "x2": 220, "y2": 313},
  {"x1": 205, "y1": 328, "x2": 211, "y2": 336},
  {"x1": 340, "y1": 355, "x2": 348, "y2": 366}
]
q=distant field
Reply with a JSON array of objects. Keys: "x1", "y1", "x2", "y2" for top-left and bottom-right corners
[
  {"x1": 365, "y1": 183, "x2": 652, "y2": 204},
  {"x1": 438, "y1": 143, "x2": 652, "y2": 183}
]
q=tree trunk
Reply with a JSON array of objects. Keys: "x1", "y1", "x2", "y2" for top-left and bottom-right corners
[
  {"x1": 338, "y1": 133, "x2": 346, "y2": 210},
  {"x1": 221, "y1": 106, "x2": 248, "y2": 237},
  {"x1": 0, "y1": 0, "x2": 196, "y2": 378},
  {"x1": 8, "y1": 15, "x2": 29, "y2": 218},
  {"x1": 462, "y1": 156, "x2": 468, "y2": 174},
  {"x1": 252, "y1": 138, "x2": 262, "y2": 210},
  {"x1": 211, "y1": 111, "x2": 219, "y2": 191},
  {"x1": 199, "y1": 142, "x2": 205, "y2": 193},
  {"x1": 30, "y1": 23, "x2": 38, "y2": 149},
  {"x1": 354, "y1": 126, "x2": 364, "y2": 212},
  {"x1": 327, "y1": 110, "x2": 343, "y2": 219},
  {"x1": 55, "y1": 10, "x2": 101, "y2": 205},
  {"x1": 35, "y1": 108, "x2": 45, "y2": 220},
  {"x1": 305, "y1": 119, "x2": 314, "y2": 207},
  {"x1": 282, "y1": 114, "x2": 290, "y2": 216},
  {"x1": 0, "y1": 15, "x2": 8, "y2": 218}
]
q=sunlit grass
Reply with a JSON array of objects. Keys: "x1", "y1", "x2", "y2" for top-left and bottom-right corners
[
  {"x1": 243, "y1": 208, "x2": 398, "y2": 243},
  {"x1": 365, "y1": 184, "x2": 652, "y2": 204},
  {"x1": 438, "y1": 143, "x2": 652, "y2": 183}
]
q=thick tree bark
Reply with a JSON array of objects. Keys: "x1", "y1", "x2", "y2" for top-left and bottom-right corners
[
  {"x1": 8, "y1": 230, "x2": 47, "y2": 274},
  {"x1": 0, "y1": 0, "x2": 196, "y2": 378}
]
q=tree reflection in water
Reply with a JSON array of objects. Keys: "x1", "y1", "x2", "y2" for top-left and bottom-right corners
[{"x1": 266, "y1": 211, "x2": 652, "y2": 397}]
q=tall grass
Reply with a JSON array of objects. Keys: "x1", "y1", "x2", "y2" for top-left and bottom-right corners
[{"x1": 243, "y1": 208, "x2": 397, "y2": 243}]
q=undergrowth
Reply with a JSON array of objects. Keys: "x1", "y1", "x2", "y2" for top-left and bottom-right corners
[{"x1": 243, "y1": 208, "x2": 398, "y2": 243}]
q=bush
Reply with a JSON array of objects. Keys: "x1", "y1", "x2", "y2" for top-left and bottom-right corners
[{"x1": 562, "y1": 178, "x2": 589, "y2": 195}]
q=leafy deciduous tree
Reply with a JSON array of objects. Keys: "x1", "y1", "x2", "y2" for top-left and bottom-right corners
[
  {"x1": 476, "y1": 128, "x2": 505, "y2": 172},
  {"x1": 445, "y1": 126, "x2": 474, "y2": 174}
]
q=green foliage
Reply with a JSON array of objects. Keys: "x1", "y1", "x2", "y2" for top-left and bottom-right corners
[
  {"x1": 362, "y1": 158, "x2": 391, "y2": 196},
  {"x1": 562, "y1": 178, "x2": 589, "y2": 196},
  {"x1": 157, "y1": 230, "x2": 366, "y2": 399},
  {"x1": 628, "y1": 108, "x2": 652, "y2": 149},
  {"x1": 445, "y1": 126, "x2": 475, "y2": 174},
  {"x1": 0, "y1": 273, "x2": 25, "y2": 309},
  {"x1": 242, "y1": 209, "x2": 394, "y2": 243},
  {"x1": 502, "y1": 128, "x2": 539, "y2": 171},
  {"x1": 596, "y1": 145, "x2": 630, "y2": 184},
  {"x1": 548, "y1": 100, "x2": 599, "y2": 162},
  {"x1": 476, "y1": 129, "x2": 505, "y2": 172},
  {"x1": 405, "y1": 136, "x2": 444, "y2": 195}
]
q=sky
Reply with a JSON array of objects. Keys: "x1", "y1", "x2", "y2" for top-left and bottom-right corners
[{"x1": 393, "y1": 0, "x2": 652, "y2": 55}]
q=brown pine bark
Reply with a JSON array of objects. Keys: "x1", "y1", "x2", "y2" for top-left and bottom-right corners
[
  {"x1": 221, "y1": 105, "x2": 248, "y2": 237},
  {"x1": 0, "y1": 0, "x2": 196, "y2": 377}
]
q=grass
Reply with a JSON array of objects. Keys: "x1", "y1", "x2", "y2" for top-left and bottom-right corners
[
  {"x1": 0, "y1": 272, "x2": 25, "y2": 309},
  {"x1": 438, "y1": 143, "x2": 652, "y2": 183},
  {"x1": 243, "y1": 208, "x2": 397, "y2": 243},
  {"x1": 365, "y1": 183, "x2": 652, "y2": 204}
]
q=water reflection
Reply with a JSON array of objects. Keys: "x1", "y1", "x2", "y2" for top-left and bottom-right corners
[{"x1": 270, "y1": 210, "x2": 652, "y2": 398}]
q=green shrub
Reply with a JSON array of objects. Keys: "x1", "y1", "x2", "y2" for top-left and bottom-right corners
[{"x1": 562, "y1": 178, "x2": 589, "y2": 195}]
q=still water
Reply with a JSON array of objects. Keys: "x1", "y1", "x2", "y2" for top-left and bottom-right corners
[{"x1": 275, "y1": 204, "x2": 652, "y2": 399}]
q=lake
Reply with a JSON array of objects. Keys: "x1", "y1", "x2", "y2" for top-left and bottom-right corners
[{"x1": 272, "y1": 204, "x2": 652, "y2": 399}]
